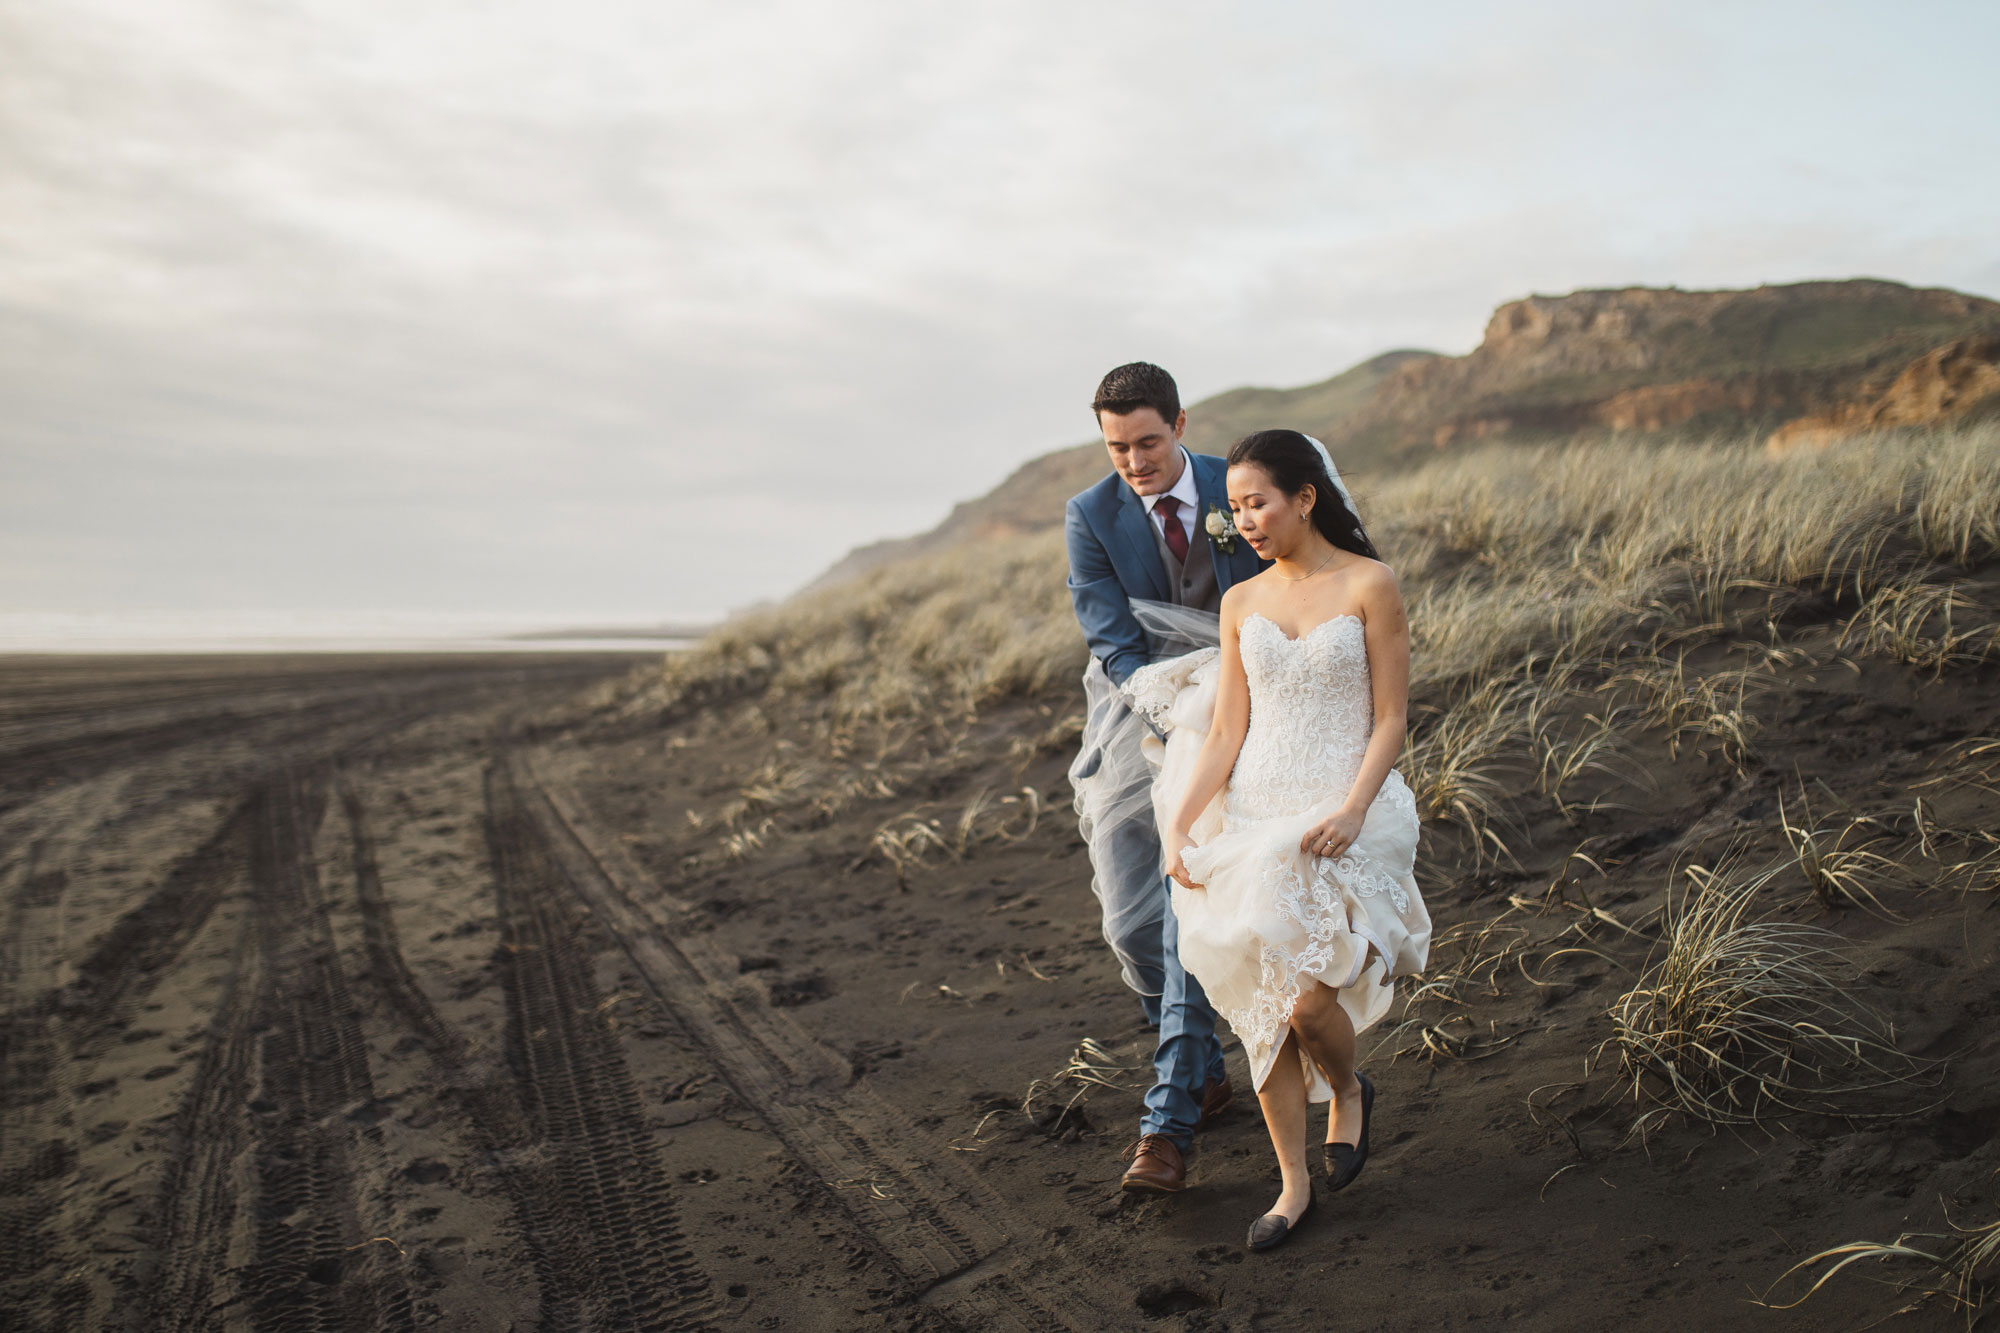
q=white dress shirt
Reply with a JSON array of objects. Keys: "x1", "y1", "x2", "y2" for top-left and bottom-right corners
[{"x1": 1140, "y1": 447, "x2": 1201, "y2": 553}]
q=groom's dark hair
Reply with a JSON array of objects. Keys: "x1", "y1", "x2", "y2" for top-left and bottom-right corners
[{"x1": 1092, "y1": 362, "x2": 1180, "y2": 424}]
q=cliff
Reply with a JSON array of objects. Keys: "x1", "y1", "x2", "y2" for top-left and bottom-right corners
[
  {"x1": 1767, "y1": 333, "x2": 2000, "y2": 451},
  {"x1": 1340, "y1": 279, "x2": 2000, "y2": 452}
]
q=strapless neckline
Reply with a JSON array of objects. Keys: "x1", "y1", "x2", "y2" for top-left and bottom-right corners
[{"x1": 1242, "y1": 611, "x2": 1361, "y2": 644}]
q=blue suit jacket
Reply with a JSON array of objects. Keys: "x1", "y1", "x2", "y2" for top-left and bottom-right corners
[{"x1": 1065, "y1": 451, "x2": 1267, "y2": 686}]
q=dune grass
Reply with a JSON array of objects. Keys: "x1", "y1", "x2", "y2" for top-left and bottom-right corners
[
  {"x1": 1376, "y1": 423, "x2": 1998, "y2": 699},
  {"x1": 650, "y1": 420, "x2": 1996, "y2": 721},
  {"x1": 1764, "y1": 1187, "x2": 2000, "y2": 1325},
  {"x1": 640, "y1": 424, "x2": 1994, "y2": 1133},
  {"x1": 635, "y1": 422, "x2": 1999, "y2": 878},
  {"x1": 650, "y1": 528, "x2": 1084, "y2": 736},
  {"x1": 1018, "y1": 1037, "x2": 1146, "y2": 1135},
  {"x1": 1601, "y1": 854, "x2": 1928, "y2": 1141},
  {"x1": 1776, "y1": 785, "x2": 1912, "y2": 918},
  {"x1": 1381, "y1": 910, "x2": 1533, "y2": 1064}
]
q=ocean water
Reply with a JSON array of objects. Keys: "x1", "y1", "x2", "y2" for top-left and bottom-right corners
[{"x1": 0, "y1": 611, "x2": 700, "y2": 655}]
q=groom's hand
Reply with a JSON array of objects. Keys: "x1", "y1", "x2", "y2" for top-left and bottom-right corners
[
  {"x1": 1165, "y1": 832, "x2": 1202, "y2": 889},
  {"x1": 1302, "y1": 808, "x2": 1364, "y2": 860}
]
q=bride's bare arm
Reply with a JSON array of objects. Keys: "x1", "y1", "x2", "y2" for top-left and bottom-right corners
[
  {"x1": 1164, "y1": 593, "x2": 1252, "y2": 887},
  {"x1": 1299, "y1": 563, "x2": 1410, "y2": 858}
]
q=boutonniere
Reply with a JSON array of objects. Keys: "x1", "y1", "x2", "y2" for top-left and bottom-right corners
[{"x1": 1205, "y1": 505, "x2": 1240, "y2": 554}]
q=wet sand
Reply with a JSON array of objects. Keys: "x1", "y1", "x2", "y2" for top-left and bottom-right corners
[{"x1": 2, "y1": 642, "x2": 1996, "y2": 1332}]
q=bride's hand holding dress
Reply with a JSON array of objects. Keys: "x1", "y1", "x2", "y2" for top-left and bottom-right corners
[
  {"x1": 1163, "y1": 832, "x2": 1200, "y2": 890},
  {"x1": 1299, "y1": 805, "x2": 1363, "y2": 860},
  {"x1": 1152, "y1": 603, "x2": 1255, "y2": 890}
]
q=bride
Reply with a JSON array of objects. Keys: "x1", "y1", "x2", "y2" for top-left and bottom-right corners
[{"x1": 1126, "y1": 429, "x2": 1431, "y2": 1252}]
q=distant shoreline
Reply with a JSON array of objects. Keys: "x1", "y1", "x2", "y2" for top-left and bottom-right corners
[
  {"x1": 0, "y1": 611, "x2": 717, "y2": 658},
  {"x1": 505, "y1": 623, "x2": 714, "y2": 642},
  {"x1": 0, "y1": 635, "x2": 700, "y2": 657}
]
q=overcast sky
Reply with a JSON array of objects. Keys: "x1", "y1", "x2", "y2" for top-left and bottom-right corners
[{"x1": 4, "y1": 0, "x2": 1996, "y2": 631}]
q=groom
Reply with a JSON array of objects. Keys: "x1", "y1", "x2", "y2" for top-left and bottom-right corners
[{"x1": 1064, "y1": 361, "x2": 1266, "y2": 1192}]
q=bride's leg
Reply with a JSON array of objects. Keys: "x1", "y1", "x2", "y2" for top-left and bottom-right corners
[
  {"x1": 1288, "y1": 979, "x2": 1364, "y2": 1146},
  {"x1": 1254, "y1": 1031, "x2": 1313, "y2": 1222}
]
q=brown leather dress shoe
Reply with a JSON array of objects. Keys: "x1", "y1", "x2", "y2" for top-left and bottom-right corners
[
  {"x1": 1120, "y1": 1134, "x2": 1188, "y2": 1193},
  {"x1": 1198, "y1": 1076, "x2": 1234, "y2": 1128}
]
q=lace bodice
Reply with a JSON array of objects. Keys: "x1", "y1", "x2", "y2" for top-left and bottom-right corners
[{"x1": 1225, "y1": 613, "x2": 1375, "y2": 828}]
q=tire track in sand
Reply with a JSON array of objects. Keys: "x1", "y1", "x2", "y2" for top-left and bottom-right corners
[
  {"x1": 339, "y1": 780, "x2": 466, "y2": 1062},
  {"x1": 67, "y1": 801, "x2": 251, "y2": 1057},
  {"x1": 145, "y1": 853, "x2": 260, "y2": 1333},
  {"x1": 237, "y1": 769, "x2": 415, "y2": 1333},
  {"x1": 0, "y1": 857, "x2": 91, "y2": 1331},
  {"x1": 0, "y1": 656, "x2": 610, "y2": 820},
  {"x1": 54, "y1": 694, "x2": 470, "y2": 1063},
  {"x1": 513, "y1": 749, "x2": 1127, "y2": 1333},
  {"x1": 0, "y1": 778, "x2": 132, "y2": 1332},
  {"x1": 342, "y1": 776, "x2": 715, "y2": 1329},
  {"x1": 482, "y1": 764, "x2": 716, "y2": 1332},
  {"x1": 145, "y1": 770, "x2": 415, "y2": 1332}
]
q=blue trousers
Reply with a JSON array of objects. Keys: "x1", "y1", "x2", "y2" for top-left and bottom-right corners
[{"x1": 1135, "y1": 881, "x2": 1228, "y2": 1149}]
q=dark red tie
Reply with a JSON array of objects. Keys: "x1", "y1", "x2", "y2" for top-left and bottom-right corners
[{"x1": 1155, "y1": 495, "x2": 1189, "y2": 563}]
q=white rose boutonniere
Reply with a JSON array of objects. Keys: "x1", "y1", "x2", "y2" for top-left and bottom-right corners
[{"x1": 1204, "y1": 505, "x2": 1239, "y2": 554}]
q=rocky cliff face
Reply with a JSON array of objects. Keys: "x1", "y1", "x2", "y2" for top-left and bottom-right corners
[
  {"x1": 1768, "y1": 334, "x2": 2000, "y2": 451},
  {"x1": 1335, "y1": 280, "x2": 2000, "y2": 452}
]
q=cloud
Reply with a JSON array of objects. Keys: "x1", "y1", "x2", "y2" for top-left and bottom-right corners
[{"x1": 3, "y1": 0, "x2": 1996, "y2": 625}]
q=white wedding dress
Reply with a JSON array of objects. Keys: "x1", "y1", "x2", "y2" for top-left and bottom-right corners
[{"x1": 1126, "y1": 612, "x2": 1432, "y2": 1102}]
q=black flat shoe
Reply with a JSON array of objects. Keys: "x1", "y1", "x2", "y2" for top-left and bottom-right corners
[
  {"x1": 1246, "y1": 1192, "x2": 1315, "y2": 1252},
  {"x1": 1321, "y1": 1072, "x2": 1374, "y2": 1192}
]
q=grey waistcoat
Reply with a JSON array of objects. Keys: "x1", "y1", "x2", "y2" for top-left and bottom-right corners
[{"x1": 1148, "y1": 506, "x2": 1222, "y2": 612}]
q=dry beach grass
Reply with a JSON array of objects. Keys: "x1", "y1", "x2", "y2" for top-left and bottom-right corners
[
  {"x1": 630, "y1": 421, "x2": 2000, "y2": 894},
  {"x1": 645, "y1": 421, "x2": 1999, "y2": 728}
]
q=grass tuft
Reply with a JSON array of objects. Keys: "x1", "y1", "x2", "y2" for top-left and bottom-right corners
[
  {"x1": 1924, "y1": 737, "x2": 2000, "y2": 799},
  {"x1": 1764, "y1": 1185, "x2": 2000, "y2": 1325},
  {"x1": 1838, "y1": 569, "x2": 2000, "y2": 673},
  {"x1": 1599, "y1": 653, "x2": 1766, "y2": 775},
  {"x1": 1602, "y1": 854, "x2": 1924, "y2": 1140},
  {"x1": 1021, "y1": 1037, "x2": 1143, "y2": 1133},
  {"x1": 1778, "y1": 785, "x2": 1911, "y2": 917},
  {"x1": 1400, "y1": 669, "x2": 1541, "y2": 867}
]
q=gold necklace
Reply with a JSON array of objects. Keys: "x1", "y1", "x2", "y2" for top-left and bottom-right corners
[{"x1": 1273, "y1": 549, "x2": 1335, "y2": 582}]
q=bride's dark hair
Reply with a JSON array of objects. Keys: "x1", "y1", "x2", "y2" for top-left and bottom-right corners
[{"x1": 1226, "y1": 429, "x2": 1379, "y2": 560}]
